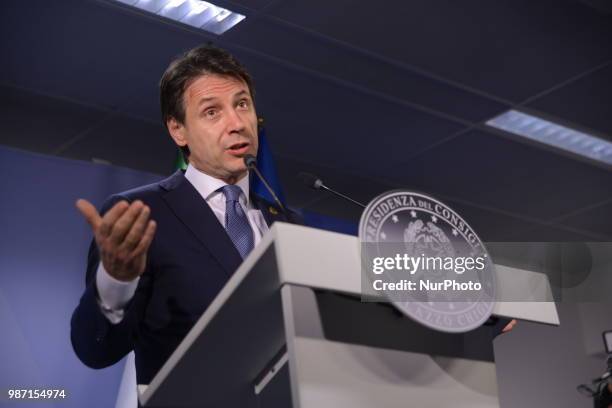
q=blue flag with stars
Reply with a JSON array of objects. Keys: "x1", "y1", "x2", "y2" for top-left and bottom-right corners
[{"x1": 252, "y1": 124, "x2": 286, "y2": 206}]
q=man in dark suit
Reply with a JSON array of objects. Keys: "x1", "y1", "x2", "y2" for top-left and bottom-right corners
[{"x1": 71, "y1": 44, "x2": 296, "y2": 385}]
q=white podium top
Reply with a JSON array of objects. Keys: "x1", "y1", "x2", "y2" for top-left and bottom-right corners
[{"x1": 269, "y1": 223, "x2": 559, "y2": 325}]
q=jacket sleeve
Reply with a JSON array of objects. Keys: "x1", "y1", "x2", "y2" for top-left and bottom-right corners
[
  {"x1": 485, "y1": 316, "x2": 512, "y2": 340},
  {"x1": 70, "y1": 195, "x2": 152, "y2": 369}
]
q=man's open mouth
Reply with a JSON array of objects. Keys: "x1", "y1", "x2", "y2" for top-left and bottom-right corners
[{"x1": 227, "y1": 142, "x2": 250, "y2": 154}]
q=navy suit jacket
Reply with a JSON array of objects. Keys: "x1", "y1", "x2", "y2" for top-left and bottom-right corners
[{"x1": 71, "y1": 170, "x2": 299, "y2": 384}]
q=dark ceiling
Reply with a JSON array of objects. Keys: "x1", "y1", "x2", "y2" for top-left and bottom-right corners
[{"x1": 1, "y1": 0, "x2": 611, "y2": 241}]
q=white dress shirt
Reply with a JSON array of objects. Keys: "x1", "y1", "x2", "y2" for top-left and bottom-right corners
[{"x1": 95, "y1": 164, "x2": 268, "y2": 324}]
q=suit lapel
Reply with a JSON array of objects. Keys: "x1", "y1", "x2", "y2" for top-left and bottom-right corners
[
  {"x1": 251, "y1": 193, "x2": 289, "y2": 227},
  {"x1": 160, "y1": 171, "x2": 243, "y2": 276}
]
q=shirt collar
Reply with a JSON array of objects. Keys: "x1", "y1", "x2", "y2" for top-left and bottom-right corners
[{"x1": 185, "y1": 164, "x2": 250, "y2": 204}]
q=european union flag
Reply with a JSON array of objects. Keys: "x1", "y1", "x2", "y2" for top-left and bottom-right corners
[{"x1": 252, "y1": 123, "x2": 286, "y2": 205}]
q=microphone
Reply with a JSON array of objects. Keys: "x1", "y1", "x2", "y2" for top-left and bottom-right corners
[
  {"x1": 244, "y1": 154, "x2": 286, "y2": 212},
  {"x1": 297, "y1": 172, "x2": 366, "y2": 209}
]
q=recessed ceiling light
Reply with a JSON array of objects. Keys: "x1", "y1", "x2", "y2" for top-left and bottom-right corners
[
  {"x1": 486, "y1": 110, "x2": 612, "y2": 167},
  {"x1": 114, "y1": 0, "x2": 245, "y2": 35}
]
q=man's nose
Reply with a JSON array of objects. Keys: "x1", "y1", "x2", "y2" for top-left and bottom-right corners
[{"x1": 227, "y1": 108, "x2": 246, "y2": 132}]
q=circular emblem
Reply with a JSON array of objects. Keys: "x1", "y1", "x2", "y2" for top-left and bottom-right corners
[{"x1": 359, "y1": 190, "x2": 496, "y2": 333}]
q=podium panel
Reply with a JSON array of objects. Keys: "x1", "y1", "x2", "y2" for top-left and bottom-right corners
[
  {"x1": 139, "y1": 223, "x2": 558, "y2": 407},
  {"x1": 282, "y1": 285, "x2": 499, "y2": 408}
]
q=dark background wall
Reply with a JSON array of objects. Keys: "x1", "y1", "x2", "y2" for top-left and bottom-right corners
[{"x1": 0, "y1": 146, "x2": 162, "y2": 407}]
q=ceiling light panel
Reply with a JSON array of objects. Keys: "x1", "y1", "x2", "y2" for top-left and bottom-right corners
[
  {"x1": 486, "y1": 110, "x2": 612, "y2": 167},
  {"x1": 114, "y1": 0, "x2": 245, "y2": 34}
]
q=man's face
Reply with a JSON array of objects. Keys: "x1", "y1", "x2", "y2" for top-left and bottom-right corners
[{"x1": 167, "y1": 74, "x2": 258, "y2": 183}]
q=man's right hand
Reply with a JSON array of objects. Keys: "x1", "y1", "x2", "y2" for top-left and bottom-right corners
[{"x1": 76, "y1": 199, "x2": 157, "y2": 282}]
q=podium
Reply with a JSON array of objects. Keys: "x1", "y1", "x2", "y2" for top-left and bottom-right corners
[{"x1": 138, "y1": 223, "x2": 559, "y2": 407}]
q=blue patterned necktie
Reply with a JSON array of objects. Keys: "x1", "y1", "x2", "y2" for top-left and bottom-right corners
[{"x1": 220, "y1": 185, "x2": 254, "y2": 259}]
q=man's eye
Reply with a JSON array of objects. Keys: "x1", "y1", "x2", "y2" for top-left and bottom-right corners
[
  {"x1": 238, "y1": 100, "x2": 249, "y2": 109},
  {"x1": 204, "y1": 109, "x2": 217, "y2": 118}
]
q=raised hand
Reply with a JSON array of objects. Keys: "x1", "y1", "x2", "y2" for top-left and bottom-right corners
[{"x1": 76, "y1": 199, "x2": 156, "y2": 282}]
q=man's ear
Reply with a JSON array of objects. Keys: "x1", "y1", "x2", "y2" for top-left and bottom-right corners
[{"x1": 167, "y1": 117, "x2": 187, "y2": 147}]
